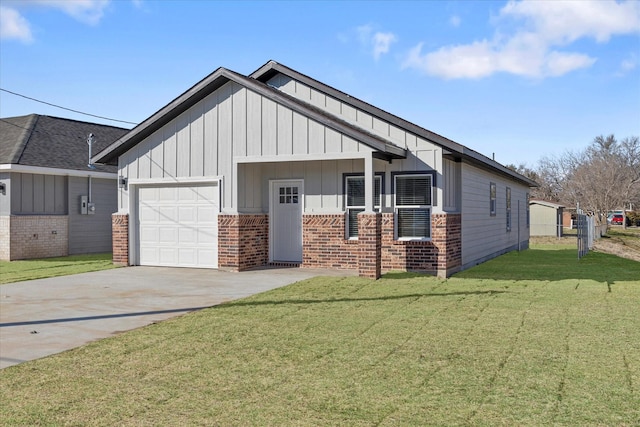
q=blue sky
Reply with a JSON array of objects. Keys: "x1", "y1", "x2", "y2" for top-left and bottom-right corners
[{"x1": 1, "y1": 0, "x2": 638, "y2": 167}]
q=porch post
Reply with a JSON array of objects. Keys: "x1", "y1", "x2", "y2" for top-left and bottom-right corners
[
  {"x1": 359, "y1": 152, "x2": 381, "y2": 279},
  {"x1": 364, "y1": 152, "x2": 374, "y2": 213}
]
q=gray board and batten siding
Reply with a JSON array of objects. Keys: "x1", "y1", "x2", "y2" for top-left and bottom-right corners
[{"x1": 97, "y1": 61, "x2": 536, "y2": 272}]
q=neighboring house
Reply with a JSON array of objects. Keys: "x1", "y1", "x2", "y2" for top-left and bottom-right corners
[
  {"x1": 94, "y1": 60, "x2": 537, "y2": 279},
  {"x1": 530, "y1": 200, "x2": 564, "y2": 237},
  {"x1": 0, "y1": 115, "x2": 129, "y2": 260}
]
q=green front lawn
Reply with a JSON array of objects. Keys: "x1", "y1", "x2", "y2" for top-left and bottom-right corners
[
  {"x1": 0, "y1": 253, "x2": 117, "y2": 284},
  {"x1": 1, "y1": 246, "x2": 638, "y2": 426}
]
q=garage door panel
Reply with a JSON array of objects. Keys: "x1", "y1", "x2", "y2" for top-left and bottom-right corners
[
  {"x1": 197, "y1": 227, "x2": 217, "y2": 243},
  {"x1": 158, "y1": 206, "x2": 178, "y2": 223},
  {"x1": 159, "y1": 187, "x2": 176, "y2": 201},
  {"x1": 138, "y1": 184, "x2": 218, "y2": 268},
  {"x1": 159, "y1": 227, "x2": 178, "y2": 243}
]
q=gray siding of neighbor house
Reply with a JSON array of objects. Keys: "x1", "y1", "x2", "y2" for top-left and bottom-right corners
[
  {"x1": 461, "y1": 163, "x2": 530, "y2": 269},
  {"x1": 117, "y1": 80, "x2": 446, "y2": 216},
  {"x1": 9, "y1": 173, "x2": 68, "y2": 215},
  {"x1": 0, "y1": 172, "x2": 10, "y2": 216},
  {"x1": 67, "y1": 176, "x2": 116, "y2": 254}
]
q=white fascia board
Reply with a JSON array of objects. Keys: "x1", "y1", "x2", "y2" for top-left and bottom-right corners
[{"x1": 0, "y1": 164, "x2": 116, "y2": 179}]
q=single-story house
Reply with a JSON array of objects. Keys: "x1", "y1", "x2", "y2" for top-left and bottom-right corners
[
  {"x1": 94, "y1": 60, "x2": 537, "y2": 279},
  {"x1": 0, "y1": 115, "x2": 129, "y2": 260},
  {"x1": 530, "y1": 200, "x2": 564, "y2": 237}
]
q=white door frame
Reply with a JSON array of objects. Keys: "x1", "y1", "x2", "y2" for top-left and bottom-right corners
[{"x1": 269, "y1": 179, "x2": 304, "y2": 262}]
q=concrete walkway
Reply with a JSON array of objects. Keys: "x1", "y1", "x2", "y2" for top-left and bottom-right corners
[{"x1": 0, "y1": 266, "x2": 351, "y2": 369}]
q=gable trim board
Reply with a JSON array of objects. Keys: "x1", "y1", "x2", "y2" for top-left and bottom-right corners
[{"x1": 95, "y1": 60, "x2": 536, "y2": 278}]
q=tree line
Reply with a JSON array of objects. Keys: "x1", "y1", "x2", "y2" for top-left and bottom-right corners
[{"x1": 507, "y1": 135, "x2": 640, "y2": 225}]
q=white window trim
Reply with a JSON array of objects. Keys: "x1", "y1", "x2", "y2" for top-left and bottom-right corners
[
  {"x1": 506, "y1": 187, "x2": 512, "y2": 232},
  {"x1": 394, "y1": 173, "x2": 433, "y2": 241},
  {"x1": 345, "y1": 175, "x2": 382, "y2": 240},
  {"x1": 490, "y1": 182, "x2": 497, "y2": 216}
]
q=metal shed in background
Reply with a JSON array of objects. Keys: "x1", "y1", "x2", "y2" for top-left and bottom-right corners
[{"x1": 530, "y1": 200, "x2": 565, "y2": 237}]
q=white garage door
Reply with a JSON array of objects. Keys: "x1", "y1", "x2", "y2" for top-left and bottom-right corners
[{"x1": 138, "y1": 184, "x2": 219, "y2": 268}]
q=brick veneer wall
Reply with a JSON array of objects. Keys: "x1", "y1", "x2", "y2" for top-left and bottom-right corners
[
  {"x1": 301, "y1": 212, "x2": 462, "y2": 278},
  {"x1": 218, "y1": 214, "x2": 268, "y2": 271},
  {"x1": 381, "y1": 213, "x2": 462, "y2": 276},
  {"x1": 8, "y1": 215, "x2": 68, "y2": 260},
  {"x1": 302, "y1": 214, "x2": 359, "y2": 270},
  {"x1": 112, "y1": 214, "x2": 129, "y2": 265}
]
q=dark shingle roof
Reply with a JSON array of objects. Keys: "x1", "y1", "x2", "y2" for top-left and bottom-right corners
[{"x1": 0, "y1": 114, "x2": 129, "y2": 173}]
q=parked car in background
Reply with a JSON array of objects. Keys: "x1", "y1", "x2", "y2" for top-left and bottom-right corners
[
  {"x1": 610, "y1": 214, "x2": 624, "y2": 225},
  {"x1": 609, "y1": 214, "x2": 635, "y2": 226}
]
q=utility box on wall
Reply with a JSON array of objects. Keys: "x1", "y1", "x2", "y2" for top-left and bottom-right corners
[
  {"x1": 80, "y1": 195, "x2": 88, "y2": 214},
  {"x1": 79, "y1": 196, "x2": 96, "y2": 215}
]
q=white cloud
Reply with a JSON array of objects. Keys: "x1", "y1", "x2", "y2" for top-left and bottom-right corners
[
  {"x1": 449, "y1": 15, "x2": 461, "y2": 28},
  {"x1": 403, "y1": 0, "x2": 640, "y2": 79},
  {"x1": 372, "y1": 32, "x2": 397, "y2": 60},
  {"x1": 0, "y1": 0, "x2": 110, "y2": 43},
  {"x1": 0, "y1": 6, "x2": 33, "y2": 42},
  {"x1": 35, "y1": 0, "x2": 110, "y2": 26},
  {"x1": 356, "y1": 24, "x2": 398, "y2": 60},
  {"x1": 617, "y1": 54, "x2": 638, "y2": 76}
]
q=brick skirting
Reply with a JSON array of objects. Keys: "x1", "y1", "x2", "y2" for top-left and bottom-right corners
[
  {"x1": 218, "y1": 214, "x2": 268, "y2": 271},
  {"x1": 302, "y1": 212, "x2": 461, "y2": 278},
  {"x1": 112, "y1": 214, "x2": 129, "y2": 265},
  {"x1": 302, "y1": 214, "x2": 359, "y2": 270}
]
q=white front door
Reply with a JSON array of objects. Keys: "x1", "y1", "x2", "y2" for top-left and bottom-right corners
[{"x1": 271, "y1": 180, "x2": 303, "y2": 262}]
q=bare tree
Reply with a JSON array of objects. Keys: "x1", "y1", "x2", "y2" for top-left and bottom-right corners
[{"x1": 532, "y1": 135, "x2": 640, "y2": 225}]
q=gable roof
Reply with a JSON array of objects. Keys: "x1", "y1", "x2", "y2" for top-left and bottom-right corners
[
  {"x1": 93, "y1": 67, "x2": 407, "y2": 165},
  {"x1": 251, "y1": 60, "x2": 537, "y2": 187},
  {"x1": 1, "y1": 114, "x2": 128, "y2": 174}
]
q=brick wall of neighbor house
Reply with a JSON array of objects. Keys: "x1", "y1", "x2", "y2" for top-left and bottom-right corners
[
  {"x1": 0, "y1": 216, "x2": 10, "y2": 260},
  {"x1": 218, "y1": 214, "x2": 268, "y2": 271},
  {"x1": 112, "y1": 213, "x2": 129, "y2": 265},
  {"x1": 302, "y1": 214, "x2": 359, "y2": 270},
  {"x1": 9, "y1": 215, "x2": 68, "y2": 260},
  {"x1": 358, "y1": 212, "x2": 382, "y2": 279}
]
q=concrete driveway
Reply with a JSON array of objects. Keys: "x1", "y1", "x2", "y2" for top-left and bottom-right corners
[{"x1": 0, "y1": 266, "x2": 352, "y2": 369}]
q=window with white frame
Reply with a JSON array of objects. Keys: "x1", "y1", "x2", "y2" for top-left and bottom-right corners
[
  {"x1": 394, "y1": 173, "x2": 433, "y2": 240},
  {"x1": 345, "y1": 174, "x2": 382, "y2": 238},
  {"x1": 506, "y1": 187, "x2": 512, "y2": 232},
  {"x1": 490, "y1": 182, "x2": 497, "y2": 216}
]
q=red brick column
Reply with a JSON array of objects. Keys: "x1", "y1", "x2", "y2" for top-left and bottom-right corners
[
  {"x1": 432, "y1": 213, "x2": 462, "y2": 278},
  {"x1": 112, "y1": 213, "x2": 129, "y2": 265},
  {"x1": 218, "y1": 214, "x2": 268, "y2": 271},
  {"x1": 358, "y1": 212, "x2": 381, "y2": 279}
]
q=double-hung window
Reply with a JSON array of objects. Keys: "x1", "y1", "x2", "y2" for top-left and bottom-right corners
[
  {"x1": 506, "y1": 187, "x2": 512, "y2": 232},
  {"x1": 490, "y1": 182, "x2": 497, "y2": 216},
  {"x1": 345, "y1": 174, "x2": 382, "y2": 239},
  {"x1": 394, "y1": 173, "x2": 434, "y2": 240}
]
